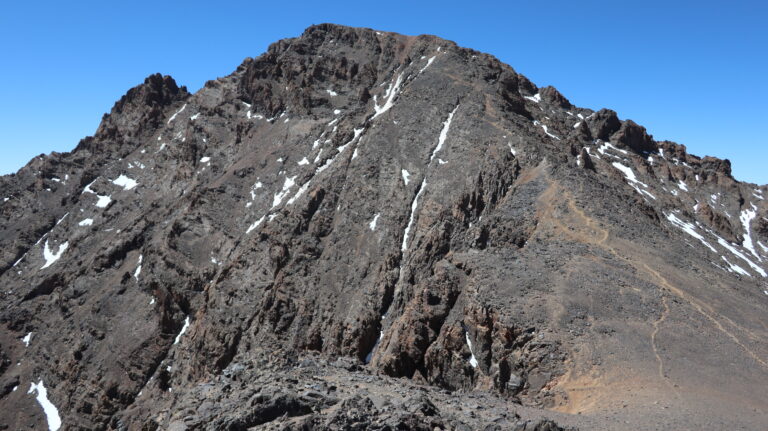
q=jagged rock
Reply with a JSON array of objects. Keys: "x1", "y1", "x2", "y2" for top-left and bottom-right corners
[
  {"x1": 701, "y1": 155, "x2": 733, "y2": 177},
  {"x1": 611, "y1": 119, "x2": 657, "y2": 153},
  {"x1": 539, "y1": 86, "x2": 571, "y2": 109},
  {"x1": 587, "y1": 108, "x2": 621, "y2": 140},
  {"x1": 577, "y1": 148, "x2": 594, "y2": 171}
]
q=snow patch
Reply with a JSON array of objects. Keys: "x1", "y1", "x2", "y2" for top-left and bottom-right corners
[
  {"x1": 665, "y1": 213, "x2": 716, "y2": 253},
  {"x1": 533, "y1": 121, "x2": 560, "y2": 140},
  {"x1": 402, "y1": 180, "x2": 427, "y2": 252},
  {"x1": 524, "y1": 93, "x2": 541, "y2": 103},
  {"x1": 28, "y1": 380, "x2": 62, "y2": 431},
  {"x1": 95, "y1": 195, "x2": 112, "y2": 208},
  {"x1": 611, "y1": 162, "x2": 648, "y2": 187},
  {"x1": 419, "y1": 56, "x2": 436, "y2": 73},
  {"x1": 272, "y1": 176, "x2": 297, "y2": 208},
  {"x1": 372, "y1": 73, "x2": 404, "y2": 119},
  {"x1": 41, "y1": 240, "x2": 69, "y2": 269},
  {"x1": 429, "y1": 105, "x2": 459, "y2": 161},
  {"x1": 297, "y1": 157, "x2": 309, "y2": 166},
  {"x1": 286, "y1": 181, "x2": 312, "y2": 206},
  {"x1": 758, "y1": 241, "x2": 768, "y2": 254},
  {"x1": 326, "y1": 89, "x2": 338, "y2": 97},
  {"x1": 246, "y1": 215, "x2": 266, "y2": 234},
  {"x1": 722, "y1": 256, "x2": 750, "y2": 277},
  {"x1": 369, "y1": 214, "x2": 380, "y2": 231},
  {"x1": 401, "y1": 169, "x2": 411, "y2": 186},
  {"x1": 740, "y1": 207, "x2": 761, "y2": 261},
  {"x1": 167, "y1": 104, "x2": 187, "y2": 124},
  {"x1": 598, "y1": 141, "x2": 629, "y2": 156},
  {"x1": 22, "y1": 332, "x2": 32, "y2": 347},
  {"x1": 713, "y1": 234, "x2": 766, "y2": 277},
  {"x1": 112, "y1": 175, "x2": 138, "y2": 190},
  {"x1": 200, "y1": 157, "x2": 210, "y2": 163},
  {"x1": 134, "y1": 255, "x2": 143, "y2": 280},
  {"x1": 465, "y1": 331, "x2": 478, "y2": 368},
  {"x1": 82, "y1": 179, "x2": 98, "y2": 195}
]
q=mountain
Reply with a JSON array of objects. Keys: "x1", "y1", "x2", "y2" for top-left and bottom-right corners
[{"x1": 1, "y1": 23, "x2": 767, "y2": 430}]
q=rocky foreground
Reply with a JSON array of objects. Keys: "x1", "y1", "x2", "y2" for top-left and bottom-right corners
[{"x1": 1, "y1": 24, "x2": 767, "y2": 430}]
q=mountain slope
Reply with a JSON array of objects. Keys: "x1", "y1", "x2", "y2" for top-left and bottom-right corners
[{"x1": 1, "y1": 24, "x2": 767, "y2": 430}]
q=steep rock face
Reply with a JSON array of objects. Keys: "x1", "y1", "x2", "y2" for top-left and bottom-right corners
[{"x1": 1, "y1": 24, "x2": 767, "y2": 431}]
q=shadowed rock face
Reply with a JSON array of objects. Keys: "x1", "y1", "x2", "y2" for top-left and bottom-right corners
[{"x1": 1, "y1": 23, "x2": 767, "y2": 431}]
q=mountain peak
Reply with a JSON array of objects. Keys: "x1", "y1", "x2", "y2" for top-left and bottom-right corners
[{"x1": 2, "y1": 25, "x2": 767, "y2": 431}]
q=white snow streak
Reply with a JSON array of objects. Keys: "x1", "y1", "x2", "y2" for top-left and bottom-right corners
[
  {"x1": 665, "y1": 213, "x2": 717, "y2": 253},
  {"x1": 82, "y1": 179, "x2": 98, "y2": 195},
  {"x1": 326, "y1": 89, "x2": 338, "y2": 97},
  {"x1": 740, "y1": 207, "x2": 761, "y2": 261},
  {"x1": 722, "y1": 256, "x2": 750, "y2": 276},
  {"x1": 524, "y1": 93, "x2": 541, "y2": 103},
  {"x1": 134, "y1": 255, "x2": 143, "y2": 280},
  {"x1": 612, "y1": 162, "x2": 655, "y2": 199},
  {"x1": 611, "y1": 162, "x2": 647, "y2": 187},
  {"x1": 598, "y1": 141, "x2": 629, "y2": 156},
  {"x1": 401, "y1": 180, "x2": 427, "y2": 251},
  {"x1": 167, "y1": 104, "x2": 187, "y2": 124},
  {"x1": 430, "y1": 105, "x2": 459, "y2": 161},
  {"x1": 533, "y1": 121, "x2": 559, "y2": 140},
  {"x1": 173, "y1": 317, "x2": 190, "y2": 345},
  {"x1": 28, "y1": 380, "x2": 62, "y2": 431},
  {"x1": 77, "y1": 218, "x2": 93, "y2": 226},
  {"x1": 22, "y1": 332, "x2": 32, "y2": 347},
  {"x1": 372, "y1": 73, "x2": 404, "y2": 119},
  {"x1": 419, "y1": 56, "x2": 436, "y2": 73},
  {"x1": 297, "y1": 157, "x2": 309, "y2": 165},
  {"x1": 200, "y1": 157, "x2": 211, "y2": 163},
  {"x1": 272, "y1": 176, "x2": 297, "y2": 208},
  {"x1": 758, "y1": 241, "x2": 768, "y2": 254},
  {"x1": 246, "y1": 215, "x2": 265, "y2": 234},
  {"x1": 286, "y1": 181, "x2": 311, "y2": 206},
  {"x1": 465, "y1": 331, "x2": 478, "y2": 368},
  {"x1": 713, "y1": 234, "x2": 766, "y2": 277}
]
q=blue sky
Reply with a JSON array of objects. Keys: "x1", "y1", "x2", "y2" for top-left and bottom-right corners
[{"x1": 1, "y1": 1, "x2": 766, "y2": 184}]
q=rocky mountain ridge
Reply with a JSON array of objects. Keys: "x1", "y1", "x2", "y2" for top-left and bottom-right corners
[{"x1": 1, "y1": 23, "x2": 767, "y2": 430}]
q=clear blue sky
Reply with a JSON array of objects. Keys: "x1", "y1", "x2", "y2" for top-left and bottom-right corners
[{"x1": 1, "y1": 1, "x2": 766, "y2": 184}]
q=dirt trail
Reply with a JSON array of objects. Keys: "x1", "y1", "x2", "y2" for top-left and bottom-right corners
[{"x1": 534, "y1": 173, "x2": 768, "y2": 416}]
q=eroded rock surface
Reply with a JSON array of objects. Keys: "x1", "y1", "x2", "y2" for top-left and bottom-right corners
[{"x1": 1, "y1": 24, "x2": 767, "y2": 430}]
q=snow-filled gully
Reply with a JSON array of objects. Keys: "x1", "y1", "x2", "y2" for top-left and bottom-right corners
[{"x1": 367, "y1": 103, "x2": 460, "y2": 364}]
